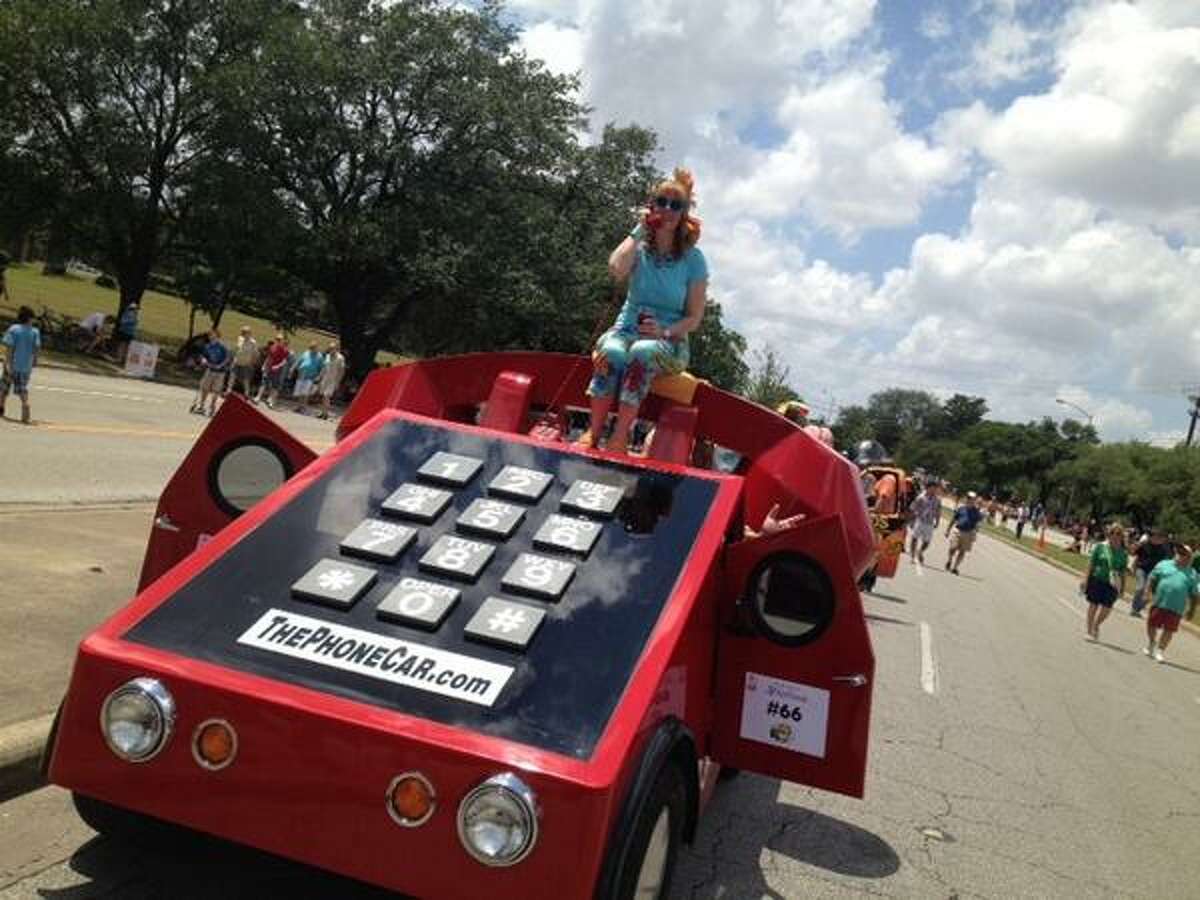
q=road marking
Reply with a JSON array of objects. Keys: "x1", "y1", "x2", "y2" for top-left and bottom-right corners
[
  {"x1": 1054, "y1": 595, "x2": 1083, "y2": 618},
  {"x1": 919, "y1": 622, "x2": 937, "y2": 695},
  {"x1": 36, "y1": 385, "x2": 166, "y2": 404},
  {"x1": 39, "y1": 423, "x2": 201, "y2": 440}
]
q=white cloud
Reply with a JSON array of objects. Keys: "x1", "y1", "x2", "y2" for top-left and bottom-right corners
[{"x1": 518, "y1": 21, "x2": 583, "y2": 76}]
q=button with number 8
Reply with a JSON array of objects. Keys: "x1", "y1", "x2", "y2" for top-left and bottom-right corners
[{"x1": 418, "y1": 534, "x2": 495, "y2": 582}]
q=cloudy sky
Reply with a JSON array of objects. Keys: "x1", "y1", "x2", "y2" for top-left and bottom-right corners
[{"x1": 510, "y1": 0, "x2": 1200, "y2": 443}]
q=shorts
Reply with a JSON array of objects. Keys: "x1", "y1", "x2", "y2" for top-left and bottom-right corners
[
  {"x1": 199, "y1": 369, "x2": 227, "y2": 392},
  {"x1": 232, "y1": 364, "x2": 255, "y2": 386},
  {"x1": 911, "y1": 522, "x2": 935, "y2": 545},
  {"x1": 0, "y1": 368, "x2": 30, "y2": 397},
  {"x1": 1085, "y1": 576, "x2": 1118, "y2": 607},
  {"x1": 293, "y1": 377, "x2": 314, "y2": 399},
  {"x1": 949, "y1": 527, "x2": 976, "y2": 552},
  {"x1": 1148, "y1": 607, "x2": 1182, "y2": 632}
]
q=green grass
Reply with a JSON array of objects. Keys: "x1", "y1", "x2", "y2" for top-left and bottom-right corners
[{"x1": 1, "y1": 262, "x2": 405, "y2": 385}]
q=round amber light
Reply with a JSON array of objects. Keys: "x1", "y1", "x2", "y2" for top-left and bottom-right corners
[
  {"x1": 192, "y1": 719, "x2": 237, "y2": 770},
  {"x1": 387, "y1": 773, "x2": 436, "y2": 827}
]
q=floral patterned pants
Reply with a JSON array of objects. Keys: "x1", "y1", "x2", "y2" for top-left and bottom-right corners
[{"x1": 587, "y1": 328, "x2": 689, "y2": 408}]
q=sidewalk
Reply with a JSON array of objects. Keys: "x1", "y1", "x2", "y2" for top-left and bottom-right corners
[{"x1": 0, "y1": 503, "x2": 152, "y2": 800}]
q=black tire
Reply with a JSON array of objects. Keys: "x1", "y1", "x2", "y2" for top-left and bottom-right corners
[
  {"x1": 716, "y1": 766, "x2": 741, "y2": 782},
  {"x1": 611, "y1": 763, "x2": 687, "y2": 900},
  {"x1": 72, "y1": 792, "x2": 190, "y2": 850},
  {"x1": 858, "y1": 569, "x2": 877, "y2": 593}
]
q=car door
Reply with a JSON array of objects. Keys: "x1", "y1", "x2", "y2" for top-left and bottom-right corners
[
  {"x1": 138, "y1": 396, "x2": 317, "y2": 591},
  {"x1": 710, "y1": 513, "x2": 875, "y2": 798}
]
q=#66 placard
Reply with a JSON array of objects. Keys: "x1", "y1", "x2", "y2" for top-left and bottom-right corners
[{"x1": 738, "y1": 671, "x2": 830, "y2": 758}]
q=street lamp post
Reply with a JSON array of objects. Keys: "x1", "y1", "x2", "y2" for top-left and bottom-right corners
[{"x1": 1055, "y1": 398, "x2": 1094, "y2": 525}]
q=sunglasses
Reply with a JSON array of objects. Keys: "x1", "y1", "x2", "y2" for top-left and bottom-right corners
[{"x1": 653, "y1": 195, "x2": 686, "y2": 212}]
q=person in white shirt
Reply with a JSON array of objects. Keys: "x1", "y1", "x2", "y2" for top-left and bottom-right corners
[
  {"x1": 317, "y1": 341, "x2": 346, "y2": 419},
  {"x1": 78, "y1": 311, "x2": 111, "y2": 354},
  {"x1": 228, "y1": 326, "x2": 259, "y2": 399}
]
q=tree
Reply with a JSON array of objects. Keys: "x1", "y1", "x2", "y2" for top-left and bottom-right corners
[
  {"x1": 866, "y1": 388, "x2": 943, "y2": 451},
  {"x1": 688, "y1": 298, "x2": 748, "y2": 394},
  {"x1": 0, "y1": 0, "x2": 274, "y2": 313},
  {"x1": 224, "y1": 0, "x2": 598, "y2": 378},
  {"x1": 744, "y1": 346, "x2": 797, "y2": 410},
  {"x1": 937, "y1": 394, "x2": 987, "y2": 438},
  {"x1": 833, "y1": 404, "x2": 873, "y2": 451}
]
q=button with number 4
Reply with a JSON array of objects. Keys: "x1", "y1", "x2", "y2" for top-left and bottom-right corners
[
  {"x1": 340, "y1": 519, "x2": 417, "y2": 562},
  {"x1": 377, "y1": 577, "x2": 460, "y2": 629},
  {"x1": 501, "y1": 552, "x2": 576, "y2": 601},
  {"x1": 464, "y1": 597, "x2": 546, "y2": 650},
  {"x1": 456, "y1": 498, "x2": 525, "y2": 539},
  {"x1": 487, "y1": 465, "x2": 554, "y2": 502},
  {"x1": 560, "y1": 479, "x2": 623, "y2": 517},
  {"x1": 382, "y1": 483, "x2": 453, "y2": 524},
  {"x1": 418, "y1": 534, "x2": 495, "y2": 582},
  {"x1": 533, "y1": 514, "x2": 602, "y2": 557},
  {"x1": 418, "y1": 451, "x2": 483, "y2": 486}
]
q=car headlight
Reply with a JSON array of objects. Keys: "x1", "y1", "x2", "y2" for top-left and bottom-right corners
[
  {"x1": 100, "y1": 678, "x2": 176, "y2": 762},
  {"x1": 457, "y1": 772, "x2": 539, "y2": 866}
]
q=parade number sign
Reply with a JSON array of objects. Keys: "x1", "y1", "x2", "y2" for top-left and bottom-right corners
[
  {"x1": 738, "y1": 671, "x2": 830, "y2": 758},
  {"x1": 123, "y1": 341, "x2": 160, "y2": 378}
]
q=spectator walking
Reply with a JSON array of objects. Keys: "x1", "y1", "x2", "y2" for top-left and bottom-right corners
[
  {"x1": 1143, "y1": 543, "x2": 1198, "y2": 663},
  {"x1": 190, "y1": 328, "x2": 231, "y2": 417},
  {"x1": 260, "y1": 335, "x2": 291, "y2": 408},
  {"x1": 228, "y1": 326, "x2": 259, "y2": 399},
  {"x1": 113, "y1": 302, "x2": 139, "y2": 364},
  {"x1": 0, "y1": 305, "x2": 40, "y2": 424},
  {"x1": 1129, "y1": 527, "x2": 1172, "y2": 617},
  {"x1": 290, "y1": 341, "x2": 325, "y2": 414},
  {"x1": 1082, "y1": 524, "x2": 1128, "y2": 642},
  {"x1": 906, "y1": 481, "x2": 941, "y2": 564},
  {"x1": 317, "y1": 341, "x2": 346, "y2": 420},
  {"x1": 944, "y1": 491, "x2": 983, "y2": 575},
  {"x1": 1015, "y1": 503, "x2": 1030, "y2": 540}
]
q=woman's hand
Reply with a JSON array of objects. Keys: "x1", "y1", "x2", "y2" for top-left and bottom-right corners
[
  {"x1": 591, "y1": 349, "x2": 609, "y2": 376},
  {"x1": 761, "y1": 503, "x2": 806, "y2": 536},
  {"x1": 637, "y1": 317, "x2": 661, "y2": 338}
]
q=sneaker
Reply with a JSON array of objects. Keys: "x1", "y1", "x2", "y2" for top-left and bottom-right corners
[
  {"x1": 918, "y1": 552, "x2": 925, "y2": 564},
  {"x1": 952, "y1": 567, "x2": 959, "y2": 575},
  {"x1": 1154, "y1": 648, "x2": 1166, "y2": 663},
  {"x1": 1143, "y1": 644, "x2": 1153, "y2": 656},
  {"x1": 1130, "y1": 609, "x2": 1142, "y2": 618},
  {"x1": 945, "y1": 561, "x2": 951, "y2": 570},
  {"x1": 1084, "y1": 631, "x2": 1096, "y2": 642}
]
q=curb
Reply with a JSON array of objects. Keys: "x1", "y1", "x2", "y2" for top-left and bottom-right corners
[{"x1": 0, "y1": 713, "x2": 54, "y2": 803}]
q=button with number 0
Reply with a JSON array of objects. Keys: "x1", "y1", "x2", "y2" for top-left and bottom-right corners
[
  {"x1": 339, "y1": 519, "x2": 417, "y2": 562},
  {"x1": 381, "y1": 483, "x2": 453, "y2": 524},
  {"x1": 376, "y1": 577, "x2": 460, "y2": 629},
  {"x1": 560, "y1": 479, "x2": 623, "y2": 517},
  {"x1": 532, "y1": 514, "x2": 602, "y2": 557},
  {"x1": 501, "y1": 552, "x2": 576, "y2": 601},
  {"x1": 464, "y1": 597, "x2": 546, "y2": 650},
  {"x1": 487, "y1": 465, "x2": 554, "y2": 502},
  {"x1": 418, "y1": 451, "x2": 483, "y2": 486},
  {"x1": 418, "y1": 534, "x2": 495, "y2": 582}
]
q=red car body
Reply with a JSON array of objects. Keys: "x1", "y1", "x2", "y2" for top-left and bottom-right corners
[{"x1": 46, "y1": 352, "x2": 876, "y2": 899}]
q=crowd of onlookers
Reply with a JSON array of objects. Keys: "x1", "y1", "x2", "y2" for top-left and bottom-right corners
[{"x1": 185, "y1": 326, "x2": 346, "y2": 420}]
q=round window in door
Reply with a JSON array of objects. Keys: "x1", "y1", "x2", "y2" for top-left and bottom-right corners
[
  {"x1": 208, "y1": 439, "x2": 292, "y2": 517},
  {"x1": 746, "y1": 552, "x2": 836, "y2": 647}
]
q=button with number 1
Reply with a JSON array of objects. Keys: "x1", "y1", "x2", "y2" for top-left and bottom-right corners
[{"x1": 418, "y1": 451, "x2": 483, "y2": 486}]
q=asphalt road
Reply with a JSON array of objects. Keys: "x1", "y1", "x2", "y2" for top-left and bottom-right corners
[
  {"x1": 0, "y1": 365, "x2": 337, "y2": 504},
  {"x1": 2, "y1": 366, "x2": 1198, "y2": 898}
]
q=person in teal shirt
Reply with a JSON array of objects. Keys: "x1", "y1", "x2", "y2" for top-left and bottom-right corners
[
  {"x1": 1081, "y1": 524, "x2": 1128, "y2": 642},
  {"x1": 581, "y1": 167, "x2": 708, "y2": 454},
  {"x1": 1, "y1": 305, "x2": 41, "y2": 424},
  {"x1": 1144, "y1": 543, "x2": 1199, "y2": 663},
  {"x1": 290, "y1": 341, "x2": 325, "y2": 413}
]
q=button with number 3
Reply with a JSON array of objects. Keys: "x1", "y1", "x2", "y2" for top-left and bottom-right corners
[{"x1": 560, "y1": 479, "x2": 623, "y2": 517}]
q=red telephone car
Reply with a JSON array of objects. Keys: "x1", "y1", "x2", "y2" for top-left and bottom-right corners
[{"x1": 44, "y1": 352, "x2": 876, "y2": 899}]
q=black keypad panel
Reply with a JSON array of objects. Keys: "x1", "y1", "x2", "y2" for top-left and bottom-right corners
[
  {"x1": 532, "y1": 514, "x2": 603, "y2": 557},
  {"x1": 382, "y1": 483, "x2": 453, "y2": 524},
  {"x1": 377, "y1": 577, "x2": 460, "y2": 629},
  {"x1": 560, "y1": 479, "x2": 624, "y2": 517},
  {"x1": 124, "y1": 415, "x2": 721, "y2": 761},
  {"x1": 291, "y1": 558, "x2": 378, "y2": 609},
  {"x1": 464, "y1": 597, "x2": 546, "y2": 650},
  {"x1": 501, "y1": 552, "x2": 576, "y2": 601},
  {"x1": 487, "y1": 465, "x2": 554, "y2": 502},
  {"x1": 456, "y1": 498, "x2": 525, "y2": 540},
  {"x1": 418, "y1": 451, "x2": 483, "y2": 486},
  {"x1": 419, "y1": 535, "x2": 495, "y2": 582},
  {"x1": 339, "y1": 519, "x2": 417, "y2": 562}
]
